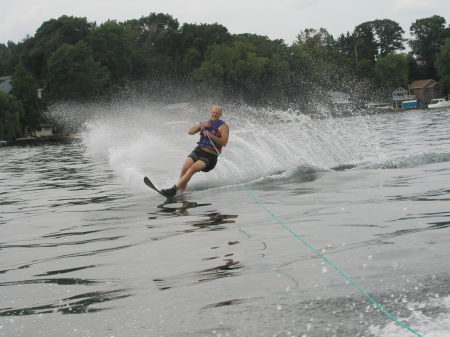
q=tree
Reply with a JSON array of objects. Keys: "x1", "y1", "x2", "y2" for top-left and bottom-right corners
[
  {"x1": 131, "y1": 13, "x2": 181, "y2": 77},
  {"x1": 259, "y1": 53, "x2": 290, "y2": 105},
  {"x1": 356, "y1": 58, "x2": 374, "y2": 78},
  {"x1": 410, "y1": 15, "x2": 449, "y2": 78},
  {"x1": 180, "y1": 23, "x2": 231, "y2": 56},
  {"x1": 86, "y1": 20, "x2": 133, "y2": 83},
  {"x1": 24, "y1": 15, "x2": 94, "y2": 80},
  {"x1": 353, "y1": 19, "x2": 405, "y2": 62},
  {"x1": 372, "y1": 19, "x2": 405, "y2": 56},
  {"x1": 182, "y1": 47, "x2": 202, "y2": 73},
  {"x1": 0, "y1": 43, "x2": 11, "y2": 75},
  {"x1": 234, "y1": 33, "x2": 288, "y2": 58},
  {"x1": 435, "y1": 39, "x2": 450, "y2": 95},
  {"x1": 193, "y1": 42, "x2": 268, "y2": 100},
  {"x1": 47, "y1": 41, "x2": 110, "y2": 100},
  {"x1": 10, "y1": 63, "x2": 41, "y2": 128},
  {"x1": 336, "y1": 32, "x2": 357, "y2": 61},
  {"x1": 291, "y1": 28, "x2": 353, "y2": 90},
  {"x1": 0, "y1": 41, "x2": 24, "y2": 76},
  {"x1": 295, "y1": 28, "x2": 335, "y2": 50},
  {"x1": 0, "y1": 92, "x2": 24, "y2": 140},
  {"x1": 374, "y1": 54, "x2": 409, "y2": 88},
  {"x1": 354, "y1": 22, "x2": 378, "y2": 63}
]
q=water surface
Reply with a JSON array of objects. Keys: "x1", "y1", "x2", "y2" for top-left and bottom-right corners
[{"x1": 1, "y1": 106, "x2": 450, "y2": 337}]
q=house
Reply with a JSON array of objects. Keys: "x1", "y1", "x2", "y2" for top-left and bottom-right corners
[
  {"x1": 392, "y1": 87, "x2": 416, "y2": 108},
  {"x1": 34, "y1": 124, "x2": 53, "y2": 137},
  {"x1": 0, "y1": 76, "x2": 12, "y2": 94},
  {"x1": 408, "y1": 79, "x2": 442, "y2": 104}
]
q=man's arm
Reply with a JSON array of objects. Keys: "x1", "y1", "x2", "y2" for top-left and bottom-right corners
[
  {"x1": 209, "y1": 123, "x2": 229, "y2": 147},
  {"x1": 188, "y1": 121, "x2": 208, "y2": 135}
]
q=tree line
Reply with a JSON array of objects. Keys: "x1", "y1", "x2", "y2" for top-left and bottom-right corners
[{"x1": 0, "y1": 13, "x2": 449, "y2": 140}]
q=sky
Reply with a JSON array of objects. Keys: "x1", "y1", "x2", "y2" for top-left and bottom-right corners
[{"x1": 0, "y1": 0, "x2": 449, "y2": 44}]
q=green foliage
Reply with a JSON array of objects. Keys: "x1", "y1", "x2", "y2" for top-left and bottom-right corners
[
  {"x1": 374, "y1": 54, "x2": 409, "y2": 88},
  {"x1": 353, "y1": 19, "x2": 405, "y2": 64},
  {"x1": 181, "y1": 23, "x2": 231, "y2": 56},
  {"x1": 182, "y1": 47, "x2": 202, "y2": 73},
  {"x1": 0, "y1": 92, "x2": 24, "y2": 139},
  {"x1": 11, "y1": 63, "x2": 41, "y2": 127},
  {"x1": 410, "y1": 15, "x2": 449, "y2": 78},
  {"x1": 357, "y1": 58, "x2": 374, "y2": 78},
  {"x1": 435, "y1": 39, "x2": 450, "y2": 95},
  {"x1": 0, "y1": 41, "x2": 23, "y2": 76},
  {"x1": 354, "y1": 22, "x2": 379, "y2": 63},
  {"x1": 194, "y1": 42, "x2": 268, "y2": 99},
  {"x1": 0, "y1": 43, "x2": 11, "y2": 75},
  {"x1": 24, "y1": 15, "x2": 94, "y2": 80},
  {"x1": 47, "y1": 41, "x2": 110, "y2": 100},
  {"x1": 372, "y1": 19, "x2": 405, "y2": 56},
  {"x1": 1, "y1": 12, "x2": 449, "y2": 110},
  {"x1": 86, "y1": 20, "x2": 133, "y2": 83},
  {"x1": 291, "y1": 28, "x2": 354, "y2": 92},
  {"x1": 132, "y1": 13, "x2": 181, "y2": 77},
  {"x1": 295, "y1": 28, "x2": 335, "y2": 50},
  {"x1": 234, "y1": 34, "x2": 288, "y2": 58}
]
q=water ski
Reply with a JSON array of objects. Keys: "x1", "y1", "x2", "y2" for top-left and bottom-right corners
[{"x1": 144, "y1": 176, "x2": 172, "y2": 198}]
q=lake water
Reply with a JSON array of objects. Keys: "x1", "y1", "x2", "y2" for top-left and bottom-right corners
[{"x1": 1, "y1": 103, "x2": 450, "y2": 337}]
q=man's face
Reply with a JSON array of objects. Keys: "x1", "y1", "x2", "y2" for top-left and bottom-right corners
[{"x1": 210, "y1": 106, "x2": 222, "y2": 120}]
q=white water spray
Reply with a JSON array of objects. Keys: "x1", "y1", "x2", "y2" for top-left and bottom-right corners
[{"x1": 47, "y1": 100, "x2": 383, "y2": 192}]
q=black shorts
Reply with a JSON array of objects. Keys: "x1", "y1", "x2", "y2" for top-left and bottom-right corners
[{"x1": 188, "y1": 147, "x2": 218, "y2": 172}]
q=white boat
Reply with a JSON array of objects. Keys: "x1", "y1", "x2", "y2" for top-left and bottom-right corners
[{"x1": 428, "y1": 98, "x2": 450, "y2": 109}]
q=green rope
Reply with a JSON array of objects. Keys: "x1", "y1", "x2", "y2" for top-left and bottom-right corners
[{"x1": 206, "y1": 134, "x2": 423, "y2": 337}]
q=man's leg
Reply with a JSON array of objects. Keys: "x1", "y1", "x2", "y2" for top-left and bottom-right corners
[
  {"x1": 180, "y1": 157, "x2": 195, "y2": 178},
  {"x1": 176, "y1": 160, "x2": 207, "y2": 192}
]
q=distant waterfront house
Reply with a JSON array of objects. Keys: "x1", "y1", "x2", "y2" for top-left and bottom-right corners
[
  {"x1": 34, "y1": 124, "x2": 53, "y2": 137},
  {"x1": 392, "y1": 87, "x2": 416, "y2": 108},
  {"x1": 408, "y1": 79, "x2": 442, "y2": 104},
  {"x1": 0, "y1": 76, "x2": 12, "y2": 94}
]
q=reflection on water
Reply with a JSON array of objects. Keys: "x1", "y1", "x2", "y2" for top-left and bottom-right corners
[
  {"x1": 184, "y1": 213, "x2": 239, "y2": 231},
  {"x1": 148, "y1": 200, "x2": 211, "y2": 219},
  {"x1": 34, "y1": 265, "x2": 98, "y2": 276},
  {"x1": 0, "y1": 289, "x2": 131, "y2": 316},
  {"x1": 197, "y1": 258, "x2": 242, "y2": 283},
  {"x1": 148, "y1": 198, "x2": 243, "y2": 291},
  {"x1": 149, "y1": 198, "x2": 239, "y2": 232},
  {"x1": 202, "y1": 298, "x2": 247, "y2": 309},
  {"x1": 153, "y1": 257, "x2": 243, "y2": 291},
  {"x1": 388, "y1": 188, "x2": 450, "y2": 202}
]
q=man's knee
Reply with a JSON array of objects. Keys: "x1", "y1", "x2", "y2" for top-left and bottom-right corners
[
  {"x1": 189, "y1": 161, "x2": 206, "y2": 173},
  {"x1": 181, "y1": 158, "x2": 195, "y2": 174},
  {"x1": 187, "y1": 166, "x2": 200, "y2": 175}
]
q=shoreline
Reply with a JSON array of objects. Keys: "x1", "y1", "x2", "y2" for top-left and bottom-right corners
[{"x1": 1, "y1": 135, "x2": 78, "y2": 146}]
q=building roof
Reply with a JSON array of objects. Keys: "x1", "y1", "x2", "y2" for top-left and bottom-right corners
[
  {"x1": 393, "y1": 87, "x2": 408, "y2": 93},
  {"x1": 408, "y1": 79, "x2": 439, "y2": 89}
]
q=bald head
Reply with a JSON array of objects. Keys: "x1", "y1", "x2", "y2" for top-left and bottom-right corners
[
  {"x1": 210, "y1": 105, "x2": 223, "y2": 121},
  {"x1": 211, "y1": 105, "x2": 222, "y2": 113}
]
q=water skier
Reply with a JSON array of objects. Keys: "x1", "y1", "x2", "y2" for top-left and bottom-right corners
[{"x1": 160, "y1": 105, "x2": 229, "y2": 197}]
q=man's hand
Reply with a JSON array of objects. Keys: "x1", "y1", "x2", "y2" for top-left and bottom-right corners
[{"x1": 199, "y1": 121, "x2": 210, "y2": 130}]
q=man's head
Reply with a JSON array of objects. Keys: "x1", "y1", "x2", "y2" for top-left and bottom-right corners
[{"x1": 210, "y1": 105, "x2": 222, "y2": 121}]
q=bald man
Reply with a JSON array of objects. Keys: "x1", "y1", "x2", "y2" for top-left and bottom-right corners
[{"x1": 161, "y1": 105, "x2": 230, "y2": 197}]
